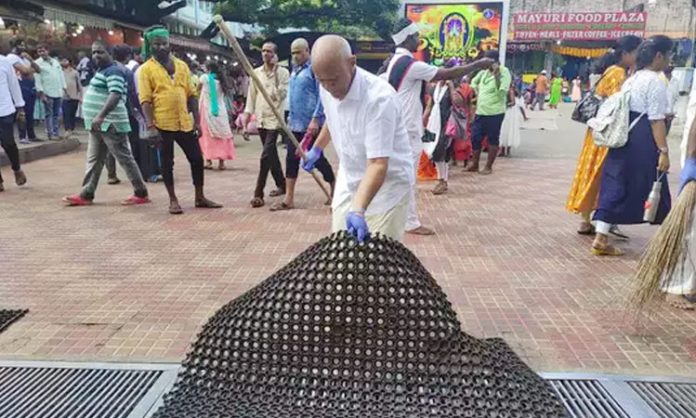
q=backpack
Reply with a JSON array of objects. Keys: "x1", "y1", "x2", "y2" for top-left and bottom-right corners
[{"x1": 587, "y1": 81, "x2": 644, "y2": 149}]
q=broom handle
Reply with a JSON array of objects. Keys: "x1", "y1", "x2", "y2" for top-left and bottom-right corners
[{"x1": 213, "y1": 15, "x2": 332, "y2": 201}]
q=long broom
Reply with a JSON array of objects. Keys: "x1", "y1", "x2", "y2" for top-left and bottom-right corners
[
  {"x1": 210, "y1": 15, "x2": 331, "y2": 201},
  {"x1": 631, "y1": 181, "x2": 696, "y2": 310}
]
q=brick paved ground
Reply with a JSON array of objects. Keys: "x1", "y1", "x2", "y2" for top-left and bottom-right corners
[{"x1": 1, "y1": 105, "x2": 696, "y2": 377}]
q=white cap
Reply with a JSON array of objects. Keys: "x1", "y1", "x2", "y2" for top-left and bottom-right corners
[{"x1": 541, "y1": 70, "x2": 547, "y2": 75}]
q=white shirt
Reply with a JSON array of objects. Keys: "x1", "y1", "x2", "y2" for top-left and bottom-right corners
[
  {"x1": 6, "y1": 53, "x2": 29, "y2": 80},
  {"x1": 126, "y1": 60, "x2": 139, "y2": 71},
  {"x1": 385, "y1": 48, "x2": 438, "y2": 153},
  {"x1": 321, "y1": 67, "x2": 415, "y2": 216},
  {"x1": 0, "y1": 56, "x2": 25, "y2": 117},
  {"x1": 625, "y1": 70, "x2": 669, "y2": 121}
]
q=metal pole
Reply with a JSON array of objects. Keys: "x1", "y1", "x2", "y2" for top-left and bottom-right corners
[{"x1": 212, "y1": 15, "x2": 332, "y2": 201}]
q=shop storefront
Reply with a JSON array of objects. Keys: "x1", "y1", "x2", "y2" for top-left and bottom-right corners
[{"x1": 509, "y1": 11, "x2": 647, "y2": 80}]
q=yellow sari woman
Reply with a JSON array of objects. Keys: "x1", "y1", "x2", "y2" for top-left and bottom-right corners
[{"x1": 566, "y1": 70, "x2": 633, "y2": 233}]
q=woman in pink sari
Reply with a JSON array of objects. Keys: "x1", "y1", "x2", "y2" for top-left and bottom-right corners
[{"x1": 199, "y1": 61, "x2": 236, "y2": 170}]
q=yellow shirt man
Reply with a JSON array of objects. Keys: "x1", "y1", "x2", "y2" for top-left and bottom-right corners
[{"x1": 138, "y1": 56, "x2": 195, "y2": 132}]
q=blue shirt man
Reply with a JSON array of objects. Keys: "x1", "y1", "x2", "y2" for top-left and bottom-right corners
[
  {"x1": 271, "y1": 38, "x2": 335, "y2": 212},
  {"x1": 288, "y1": 59, "x2": 324, "y2": 133}
]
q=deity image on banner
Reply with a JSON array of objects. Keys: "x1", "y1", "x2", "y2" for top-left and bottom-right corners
[
  {"x1": 440, "y1": 13, "x2": 470, "y2": 54},
  {"x1": 406, "y1": 3, "x2": 503, "y2": 65}
]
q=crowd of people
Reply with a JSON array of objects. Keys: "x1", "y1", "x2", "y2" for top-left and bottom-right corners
[{"x1": 1, "y1": 22, "x2": 695, "y2": 290}]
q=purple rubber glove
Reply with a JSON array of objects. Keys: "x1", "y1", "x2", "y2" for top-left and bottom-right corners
[
  {"x1": 680, "y1": 157, "x2": 696, "y2": 193},
  {"x1": 302, "y1": 146, "x2": 322, "y2": 173},
  {"x1": 346, "y1": 211, "x2": 369, "y2": 243}
]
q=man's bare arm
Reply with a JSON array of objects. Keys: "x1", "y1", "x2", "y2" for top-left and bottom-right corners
[
  {"x1": 142, "y1": 102, "x2": 155, "y2": 128},
  {"x1": 431, "y1": 59, "x2": 492, "y2": 82},
  {"x1": 351, "y1": 158, "x2": 388, "y2": 212},
  {"x1": 314, "y1": 124, "x2": 332, "y2": 150}
]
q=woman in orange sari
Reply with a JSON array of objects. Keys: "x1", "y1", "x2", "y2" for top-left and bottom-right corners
[{"x1": 566, "y1": 36, "x2": 642, "y2": 235}]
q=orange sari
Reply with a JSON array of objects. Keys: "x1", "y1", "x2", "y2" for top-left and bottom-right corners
[{"x1": 566, "y1": 66, "x2": 626, "y2": 214}]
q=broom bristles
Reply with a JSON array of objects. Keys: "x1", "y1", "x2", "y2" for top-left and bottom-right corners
[{"x1": 631, "y1": 181, "x2": 696, "y2": 310}]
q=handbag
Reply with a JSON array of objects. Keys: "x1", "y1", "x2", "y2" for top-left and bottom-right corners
[
  {"x1": 447, "y1": 106, "x2": 468, "y2": 139},
  {"x1": 571, "y1": 72, "x2": 607, "y2": 123}
]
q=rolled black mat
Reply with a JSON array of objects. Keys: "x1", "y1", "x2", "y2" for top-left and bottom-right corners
[{"x1": 154, "y1": 232, "x2": 567, "y2": 417}]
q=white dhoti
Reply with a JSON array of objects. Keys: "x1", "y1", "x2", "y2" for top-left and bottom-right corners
[
  {"x1": 406, "y1": 130, "x2": 422, "y2": 231},
  {"x1": 332, "y1": 192, "x2": 410, "y2": 242},
  {"x1": 661, "y1": 202, "x2": 696, "y2": 296},
  {"x1": 680, "y1": 79, "x2": 696, "y2": 168}
]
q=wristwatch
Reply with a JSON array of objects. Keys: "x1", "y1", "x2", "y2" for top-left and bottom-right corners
[{"x1": 658, "y1": 147, "x2": 669, "y2": 154}]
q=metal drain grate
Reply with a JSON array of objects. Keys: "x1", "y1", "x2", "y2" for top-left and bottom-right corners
[
  {"x1": 548, "y1": 379, "x2": 630, "y2": 418},
  {"x1": 0, "y1": 361, "x2": 178, "y2": 418},
  {"x1": 630, "y1": 381, "x2": 696, "y2": 418}
]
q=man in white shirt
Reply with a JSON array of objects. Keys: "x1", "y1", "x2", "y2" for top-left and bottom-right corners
[
  {"x1": 0, "y1": 56, "x2": 28, "y2": 191},
  {"x1": 34, "y1": 45, "x2": 67, "y2": 140},
  {"x1": 302, "y1": 35, "x2": 414, "y2": 242},
  {"x1": 384, "y1": 18, "x2": 492, "y2": 236}
]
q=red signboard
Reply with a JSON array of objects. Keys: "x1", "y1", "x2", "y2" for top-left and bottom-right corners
[{"x1": 513, "y1": 12, "x2": 647, "y2": 41}]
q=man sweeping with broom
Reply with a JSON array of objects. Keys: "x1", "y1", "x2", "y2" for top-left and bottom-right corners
[{"x1": 634, "y1": 86, "x2": 696, "y2": 310}]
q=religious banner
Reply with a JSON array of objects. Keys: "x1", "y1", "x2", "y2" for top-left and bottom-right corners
[
  {"x1": 513, "y1": 12, "x2": 647, "y2": 41},
  {"x1": 405, "y1": 2, "x2": 505, "y2": 66}
]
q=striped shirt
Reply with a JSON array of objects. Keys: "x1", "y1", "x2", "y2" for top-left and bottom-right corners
[{"x1": 82, "y1": 62, "x2": 130, "y2": 133}]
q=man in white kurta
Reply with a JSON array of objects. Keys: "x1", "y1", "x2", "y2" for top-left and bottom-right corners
[
  {"x1": 384, "y1": 19, "x2": 492, "y2": 235},
  {"x1": 302, "y1": 35, "x2": 414, "y2": 242}
]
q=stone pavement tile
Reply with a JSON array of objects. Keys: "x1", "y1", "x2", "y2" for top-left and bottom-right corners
[{"x1": 1, "y1": 142, "x2": 696, "y2": 377}]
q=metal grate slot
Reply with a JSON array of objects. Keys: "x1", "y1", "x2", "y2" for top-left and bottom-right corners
[
  {"x1": 630, "y1": 381, "x2": 696, "y2": 418},
  {"x1": 0, "y1": 363, "x2": 175, "y2": 418},
  {"x1": 549, "y1": 379, "x2": 630, "y2": 418}
]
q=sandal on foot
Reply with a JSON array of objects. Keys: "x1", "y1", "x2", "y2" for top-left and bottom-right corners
[
  {"x1": 218, "y1": 164, "x2": 226, "y2": 171},
  {"x1": 122, "y1": 195, "x2": 151, "y2": 206},
  {"x1": 195, "y1": 199, "x2": 223, "y2": 209},
  {"x1": 479, "y1": 168, "x2": 493, "y2": 175},
  {"x1": 204, "y1": 162, "x2": 214, "y2": 170},
  {"x1": 169, "y1": 203, "x2": 184, "y2": 215},
  {"x1": 591, "y1": 244, "x2": 624, "y2": 256},
  {"x1": 63, "y1": 195, "x2": 93, "y2": 206},
  {"x1": 250, "y1": 197, "x2": 265, "y2": 208},
  {"x1": 269, "y1": 189, "x2": 286, "y2": 197},
  {"x1": 432, "y1": 181, "x2": 448, "y2": 195},
  {"x1": 270, "y1": 202, "x2": 294, "y2": 212},
  {"x1": 14, "y1": 170, "x2": 26, "y2": 186},
  {"x1": 406, "y1": 226, "x2": 436, "y2": 236},
  {"x1": 577, "y1": 223, "x2": 596, "y2": 236},
  {"x1": 464, "y1": 165, "x2": 479, "y2": 173},
  {"x1": 666, "y1": 294, "x2": 696, "y2": 310},
  {"x1": 108, "y1": 177, "x2": 121, "y2": 185}
]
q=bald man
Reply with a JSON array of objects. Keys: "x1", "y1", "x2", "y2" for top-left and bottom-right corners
[
  {"x1": 271, "y1": 38, "x2": 335, "y2": 211},
  {"x1": 302, "y1": 35, "x2": 413, "y2": 242}
]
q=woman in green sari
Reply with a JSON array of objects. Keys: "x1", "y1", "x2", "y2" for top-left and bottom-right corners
[{"x1": 548, "y1": 74, "x2": 562, "y2": 109}]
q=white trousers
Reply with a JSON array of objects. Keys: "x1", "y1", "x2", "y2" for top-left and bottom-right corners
[
  {"x1": 332, "y1": 193, "x2": 410, "y2": 242},
  {"x1": 406, "y1": 151, "x2": 421, "y2": 230}
]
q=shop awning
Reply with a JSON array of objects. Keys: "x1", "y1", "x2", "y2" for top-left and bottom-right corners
[
  {"x1": 42, "y1": 4, "x2": 113, "y2": 29},
  {"x1": 0, "y1": 1, "x2": 43, "y2": 22}
]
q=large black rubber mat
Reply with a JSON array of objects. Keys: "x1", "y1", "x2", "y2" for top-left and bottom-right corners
[
  {"x1": 0, "y1": 309, "x2": 27, "y2": 334},
  {"x1": 154, "y1": 232, "x2": 567, "y2": 417}
]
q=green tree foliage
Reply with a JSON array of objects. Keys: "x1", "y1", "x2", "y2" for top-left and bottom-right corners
[{"x1": 213, "y1": 0, "x2": 400, "y2": 39}]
